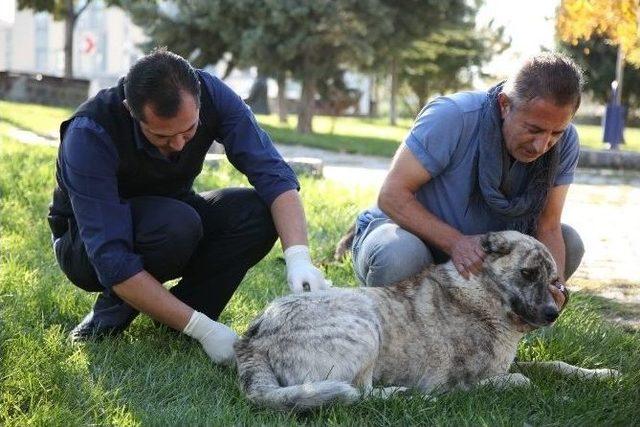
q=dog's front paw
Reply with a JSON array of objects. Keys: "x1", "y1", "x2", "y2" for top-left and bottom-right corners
[
  {"x1": 578, "y1": 368, "x2": 621, "y2": 379},
  {"x1": 368, "y1": 386, "x2": 409, "y2": 399}
]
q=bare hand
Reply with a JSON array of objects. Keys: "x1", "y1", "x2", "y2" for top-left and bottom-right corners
[
  {"x1": 549, "y1": 281, "x2": 568, "y2": 310},
  {"x1": 450, "y1": 234, "x2": 486, "y2": 279}
]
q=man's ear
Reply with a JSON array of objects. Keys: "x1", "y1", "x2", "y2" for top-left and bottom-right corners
[
  {"x1": 497, "y1": 93, "x2": 511, "y2": 118},
  {"x1": 122, "y1": 99, "x2": 138, "y2": 120},
  {"x1": 481, "y1": 232, "x2": 513, "y2": 256}
]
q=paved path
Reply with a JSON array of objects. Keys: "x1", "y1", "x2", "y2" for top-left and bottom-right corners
[{"x1": 6, "y1": 126, "x2": 639, "y2": 289}]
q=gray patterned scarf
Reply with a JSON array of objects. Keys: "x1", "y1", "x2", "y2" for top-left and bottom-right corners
[{"x1": 476, "y1": 82, "x2": 559, "y2": 235}]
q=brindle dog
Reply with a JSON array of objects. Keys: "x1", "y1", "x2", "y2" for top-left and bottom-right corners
[{"x1": 235, "y1": 231, "x2": 618, "y2": 411}]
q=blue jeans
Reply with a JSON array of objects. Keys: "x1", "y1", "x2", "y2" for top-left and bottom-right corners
[{"x1": 352, "y1": 218, "x2": 584, "y2": 287}]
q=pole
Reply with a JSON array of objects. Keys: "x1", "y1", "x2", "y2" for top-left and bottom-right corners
[{"x1": 614, "y1": 45, "x2": 625, "y2": 105}]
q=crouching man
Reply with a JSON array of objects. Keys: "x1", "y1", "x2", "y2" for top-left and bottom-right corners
[{"x1": 48, "y1": 49, "x2": 328, "y2": 364}]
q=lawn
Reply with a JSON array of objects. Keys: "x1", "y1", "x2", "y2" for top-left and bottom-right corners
[
  {"x1": 2, "y1": 100, "x2": 639, "y2": 157},
  {"x1": 1, "y1": 132, "x2": 639, "y2": 425}
]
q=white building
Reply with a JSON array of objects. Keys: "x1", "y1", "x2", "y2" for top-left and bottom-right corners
[
  {"x1": 0, "y1": 0, "x2": 146, "y2": 95},
  {"x1": 0, "y1": 0, "x2": 372, "y2": 114}
]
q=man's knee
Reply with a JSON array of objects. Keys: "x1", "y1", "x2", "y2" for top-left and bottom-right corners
[
  {"x1": 562, "y1": 223, "x2": 584, "y2": 280},
  {"x1": 358, "y1": 223, "x2": 432, "y2": 287},
  {"x1": 227, "y1": 189, "x2": 277, "y2": 244},
  {"x1": 130, "y1": 196, "x2": 203, "y2": 280}
]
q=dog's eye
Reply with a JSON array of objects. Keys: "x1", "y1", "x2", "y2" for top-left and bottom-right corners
[{"x1": 520, "y1": 268, "x2": 539, "y2": 281}]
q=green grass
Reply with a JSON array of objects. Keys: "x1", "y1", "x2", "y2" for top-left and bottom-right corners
[
  {"x1": 575, "y1": 123, "x2": 640, "y2": 151},
  {"x1": 2, "y1": 99, "x2": 639, "y2": 156},
  {"x1": 1, "y1": 135, "x2": 639, "y2": 425},
  {"x1": 0, "y1": 100, "x2": 73, "y2": 138},
  {"x1": 256, "y1": 114, "x2": 412, "y2": 157}
]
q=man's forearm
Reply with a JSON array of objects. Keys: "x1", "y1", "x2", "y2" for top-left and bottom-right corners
[
  {"x1": 111, "y1": 270, "x2": 193, "y2": 331},
  {"x1": 378, "y1": 188, "x2": 461, "y2": 255},
  {"x1": 270, "y1": 189, "x2": 308, "y2": 249},
  {"x1": 537, "y1": 225, "x2": 566, "y2": 282}
]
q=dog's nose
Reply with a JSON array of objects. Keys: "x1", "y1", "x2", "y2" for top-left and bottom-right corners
[{"x1": 543, "y1": 305, "x2": 559, "y2": 322}]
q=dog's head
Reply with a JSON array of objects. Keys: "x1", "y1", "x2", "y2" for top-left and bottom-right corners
[{"x1": 481, "y1": 231, "x2": 565, "y2": 330}]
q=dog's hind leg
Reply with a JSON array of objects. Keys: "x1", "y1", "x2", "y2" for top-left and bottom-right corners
[
  {"x1": 515, "y1": 361, "x2": 620, "y2": 379},
  {"x1": 352, "y1": 362, "x2": 408, "y2": 400}
]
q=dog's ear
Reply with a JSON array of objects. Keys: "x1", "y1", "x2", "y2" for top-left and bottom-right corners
[{"x1": 481, "y1": 232, "x2": 513, "y2": 255}]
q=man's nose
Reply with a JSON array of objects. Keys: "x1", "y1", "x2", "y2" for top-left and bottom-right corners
[
  {"x1": 533, "y1": 134, "x2": 552, "y2": 153},
  {"x1": 170, "y1": 135, "x2": 187, "y2": 151}
]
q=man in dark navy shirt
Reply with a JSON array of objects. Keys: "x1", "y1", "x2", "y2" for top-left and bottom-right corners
[{"x1": 48, "y1": 49, "x2": 328, "y2": 364}]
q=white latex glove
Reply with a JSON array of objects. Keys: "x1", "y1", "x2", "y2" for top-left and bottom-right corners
[
  {"x1": 284, "y1": 245, "x2": 330, "y2": 293},
  {"x1": 182, "y1": 310, "x2": 238, "y2": 365}
]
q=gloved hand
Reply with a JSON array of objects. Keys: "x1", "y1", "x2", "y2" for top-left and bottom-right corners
[
  {"x1": 284, "y1": 245, "x2": 330, "y2": 293},
  {"x1": 183, "y1": 310, "x2": 238, "y2": 365}
]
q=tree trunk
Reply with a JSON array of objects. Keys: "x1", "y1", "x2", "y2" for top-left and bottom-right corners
[
  {"x1": 245, "y1": 72, "x2": 270, "y2": 114},
  {"x1": 614, "y1": 44, "x2": 625, "y2": 105},
  {"x1": 297, "y1": 75, "x2": 316, "y2": 134},
  {"x1": 368, "y1": 74, "x2": 378, "y2": 118},
  {"x1": 389, "y1": 56, "x2": 398, "y2": 126},
  {"x1": 64, "y1": 0, "x2": 75, "y2": 78},
  {"x1": 277, "y1": 72, "x2": 288, "y2": 124}
]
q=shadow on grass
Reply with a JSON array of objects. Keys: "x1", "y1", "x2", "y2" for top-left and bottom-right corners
[{"x1": 579, "y1": 292, "x2": 640, "y2": 332}]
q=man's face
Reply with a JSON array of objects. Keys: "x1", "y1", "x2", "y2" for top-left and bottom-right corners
[
  {"x1": 498, "y1": 93, "x2": 575, "y2": 163},
  {"x1": 137, "y1": 92, "x2": 200, "y2": 157}
]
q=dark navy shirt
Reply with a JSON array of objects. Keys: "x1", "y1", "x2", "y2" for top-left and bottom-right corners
[{"x1": 58, "y1": 71, "x2": 299, "y2": 288}]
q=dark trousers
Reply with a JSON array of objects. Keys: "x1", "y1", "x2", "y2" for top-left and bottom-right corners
[{"x1": 53, "y1": 188, "x2": 278, "y2": 320}]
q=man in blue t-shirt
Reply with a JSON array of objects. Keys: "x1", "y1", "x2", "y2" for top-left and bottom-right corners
[
  {"x1": 48, "y1": 49, "x2": 328, "y2": 364},
  {"x1": 346, "y1": 52, "x2": 584, "y2": 309}
]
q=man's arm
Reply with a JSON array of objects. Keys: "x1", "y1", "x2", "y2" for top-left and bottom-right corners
[
  {"x1": 536, "y1": 184, "x2": 570, "y2": 309},
  {"x1": 270, "y1": 189, "x2": 327, "y2": 292},
  {"x1": 111, "y1": 271, "x2": 192, "y2": 330},
  {"x1": 270, "y1": 189, "x2": 308, "y2": 249},
  {"x1": 379, "y1": 144, "x2": 485, "y2": 278},
  {"x1": 536, "y1": 184, "x2": 570, "y2": 281},
  {"x1": 202, "y1": 72, "x2": 325, "y2": 292}
]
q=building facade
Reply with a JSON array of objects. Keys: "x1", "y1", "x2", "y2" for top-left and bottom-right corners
[{"x1": 0, "y1": 0, "x2": 146, "y2": 96}]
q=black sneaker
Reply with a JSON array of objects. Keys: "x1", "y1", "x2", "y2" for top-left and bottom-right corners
[{"x1": 69, "y1": 292, "x2": 138, "y2": 342}]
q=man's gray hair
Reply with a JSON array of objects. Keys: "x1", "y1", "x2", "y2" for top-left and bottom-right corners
[{"x1": 503, "y1": 52, "x2": 584, "y2": 111}]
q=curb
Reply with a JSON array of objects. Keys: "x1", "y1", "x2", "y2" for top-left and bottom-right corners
[
  {"x1": 579, "y1": 148, "x2": 640, "y2": 171},
  {"x1": 205, "y1": 153, "x2": 324, "y2": 178}
]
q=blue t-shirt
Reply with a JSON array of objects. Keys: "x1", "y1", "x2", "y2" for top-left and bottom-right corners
[{"x1": 359, "y1": 90, "x2": 580, "y2": 235}]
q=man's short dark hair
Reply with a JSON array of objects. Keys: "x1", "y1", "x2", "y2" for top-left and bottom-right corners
[
  {"x1": 503, "y1": 52, "x2": 584, "y2": 112},
  {"x1": 124, "y1": 47, "x2": 201, "y2": 121}
]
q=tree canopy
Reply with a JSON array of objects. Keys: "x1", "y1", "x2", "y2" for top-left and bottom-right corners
[
  {"x1": 557, "y1": 0, "x2": 640, "y2": 66},
  {"x1": 120, "y1": 0, "x2": 497, "y2": 132},
  {"x1": 399, "y1": 20, "x2": 509, "y2": 113},
  {"x1": 560, "y1": 36, "x2": 640, "y2": 110}
]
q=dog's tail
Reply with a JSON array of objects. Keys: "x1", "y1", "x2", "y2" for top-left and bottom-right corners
[
  {"x1": 333, "y1": 223, "x2": 356, "y2": 261},
  {"x1": 236, "y1": 343, "x2": 359, "y2": 411}
]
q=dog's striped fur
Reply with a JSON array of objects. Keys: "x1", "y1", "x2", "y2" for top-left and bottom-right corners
[{"x1": 235, "y1": 231, "x2": 618, "y2": 410}]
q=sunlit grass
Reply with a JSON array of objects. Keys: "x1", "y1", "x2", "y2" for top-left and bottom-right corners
[
  {"x1": 0, "y1": 100, "x2": 73, "y2": 137},
  {"x1": 2, "y1": 99, "x2": 639, "y2": 156}
]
